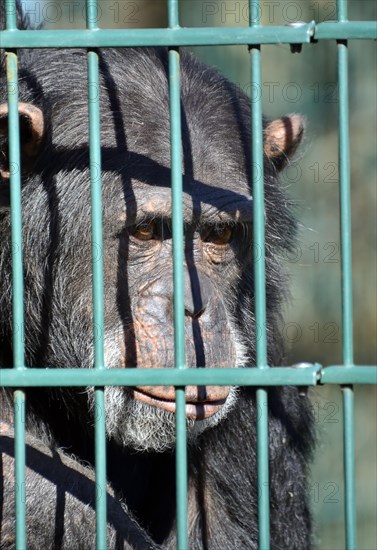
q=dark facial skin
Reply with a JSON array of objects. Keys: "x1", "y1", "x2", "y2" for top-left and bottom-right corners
[{"x1": 113, "y1": 187, "x2": 251, "y2": 416}]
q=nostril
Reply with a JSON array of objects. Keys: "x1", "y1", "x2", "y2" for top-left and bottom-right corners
[{"x1": 185, "y1": 307, "x2": 205, "y2": 319}]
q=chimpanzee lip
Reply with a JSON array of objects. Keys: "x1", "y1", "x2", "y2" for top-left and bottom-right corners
[{"x1": 132, "y1": 388, "x2": 226, "y2": 420}]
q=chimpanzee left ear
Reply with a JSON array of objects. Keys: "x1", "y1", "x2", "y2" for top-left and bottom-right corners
[
  {"x1": 0, "y1": 102, "x2": 44, "y2": 207},
  {"x1": 263, "y1": 114, "x2": 305, "y2": 171}
]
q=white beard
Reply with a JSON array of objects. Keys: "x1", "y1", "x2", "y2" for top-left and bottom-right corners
[
  {"x1": 103, "y1": 385, "x2": 239, "y2": 452},
  {"x1": 86, "y1": 324, "x2": 247, "y2": 452}
]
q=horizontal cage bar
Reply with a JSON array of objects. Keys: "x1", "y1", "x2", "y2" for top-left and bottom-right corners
[
  {"x1": 1, "y1": 22, "x2": 376, "y2": 50},
  {"x1": 1, "y1": 24, "x2": 316, "y2": 48},
  {"x1": 0, "y1": 366, "x2": 321, "y2": 386},
  {"x1": 1, "y1": 365, "x2": 376, "y2": 387},
  {"x1": 315, "y1": 21, "x2": 377, "y2": 40}
]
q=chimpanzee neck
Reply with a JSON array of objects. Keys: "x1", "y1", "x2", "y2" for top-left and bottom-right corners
[{"x1": 107, "y1": 442, "x2": 177, "y2": 543}]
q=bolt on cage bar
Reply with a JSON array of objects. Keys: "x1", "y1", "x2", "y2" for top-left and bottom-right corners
[{"x1": 1, "y1": 0, "x2": 377, "y2": 549}]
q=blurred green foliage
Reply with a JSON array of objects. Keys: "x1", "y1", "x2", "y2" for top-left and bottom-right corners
[{"x1": 22, "y1": 1, "x2": 377, "y2": 548}]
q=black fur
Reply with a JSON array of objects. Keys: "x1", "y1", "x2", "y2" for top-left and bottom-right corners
[{"x1": 0, "y1": 2, "x2": 314, "y2": 548}]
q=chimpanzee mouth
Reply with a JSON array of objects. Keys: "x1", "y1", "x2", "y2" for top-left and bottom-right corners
[{"x1": 132, "y1": 388, "x2": 227, "y2": 420}]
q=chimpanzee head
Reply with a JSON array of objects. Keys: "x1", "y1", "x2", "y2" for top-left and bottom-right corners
[{"x1": 0, "y1": 47, "x2": 304, "y2": 451}]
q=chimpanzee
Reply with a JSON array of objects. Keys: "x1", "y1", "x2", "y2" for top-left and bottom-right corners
[{"x1": 0, "y1": 2, "x2": 314, "y2": 549}]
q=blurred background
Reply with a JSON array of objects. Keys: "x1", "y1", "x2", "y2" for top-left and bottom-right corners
[{"x1": 19, "y1": 1, "x2": 377, "y2": 548}]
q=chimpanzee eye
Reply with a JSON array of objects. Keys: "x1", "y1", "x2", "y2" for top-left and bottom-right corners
[
  {"x1": 130, "y1": 220, "x2": 156, "y2": 241},
  {"x1": 202, "y1": 224, "x2": 234, "y2": 245}
]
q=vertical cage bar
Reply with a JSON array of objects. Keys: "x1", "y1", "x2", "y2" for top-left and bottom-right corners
[
  {"x1": 337, "y1": 0, "x2": 356, "y2": 548},
  {"x1": 337, "y1": 0, "x2": 353, "y2": 367},
  {"x1": 86, "y1": 2, "x2": 107, "y2": 548},
  {"x1": 168, "y1": 1, "x2": 188, "y2": 548},
  {"x1": 250, "y1": 2, "x2": 270, "y2": 548},
  {"x1": 168, "y1": 0, "x2": 180, "y2": 28},
  {"x1": 5, "y1": 1, "x2": 27, "y2": 547},
  {"x1": 342, "y1": 386, "x2": 356, "y2": 549}
]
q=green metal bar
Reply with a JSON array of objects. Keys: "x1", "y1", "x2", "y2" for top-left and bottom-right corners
[
  {"x1": 338, "y1": 1, "x2": 353, "y2": 360},
  {"x1": 2, "y1": 364, "x2": 376, "y2": 388},
  {"x1": 13, "y1": 389, "x2": 26, "y2": 550},
  {"x1": 5, "y1": 0, "x2": 27, "y2": 547},
  {"x1": 168, "y1": 2, "x2": 188, "y2": 547},
  {"x1": 250, "y1": 3, "x2": 270, "y2": 548},
  {"x1": 5, "y1": 36, "x2": 23, "y2": 373},
  {"x1": 168, "y1": 0, "x2": 180, "y2": 29},
  {"x1": 315, "y1": 21, "x2": 377, "y2": 40},
  {"x1": 342, "y1": 386, "x2": 356, "y2": 550},
  {"x1": 2, "y1": 365, "x2": 377, "y2": 388},
  {"x1": 338, "y1": 0, "x2": 348, "y2": 22},
  {"x1": 320, "y1": 366, "x2": 377, "y2": 385},
  {"x1": 4, "y1": 0, "x2": 17, "y2": 29},
  {"x1": 337, "y1": 1, "x2": 357, "y2": 548},
  {"x1": 1, "y1": 0, "x2": 17, "y2": 31},
  {"x1": 3, "y1": 20, "x2": 375, "y2": 47},
  {"x1": 0, "y1": 365, "x2": 324, "y2": 387},
  {"x1": 174, "y1": 386, "x2": 188, "y2": 550},
  {"x1": 86, "y1": 2, "x2": 107, "y2": 548},
  {"x1": 338, "y1": 3, "x2": 353, "y2": 367},
  {"x1": 0, "y1": 24, "x2": 316, "y2": 49},
  {"x1": 250, "y1": 33, "x2": 267, "y2": 372},
  {"x1": 2, "y1": 366, "x2": 375, "y2": 387}
]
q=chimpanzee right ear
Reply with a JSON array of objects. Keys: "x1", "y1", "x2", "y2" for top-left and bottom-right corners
[
  {"x1": 0, "y1": 102, "x2": 44, "y2": 207},
  {"x1": 263, "y1": 114, "x2": 305, "y2": 171}
]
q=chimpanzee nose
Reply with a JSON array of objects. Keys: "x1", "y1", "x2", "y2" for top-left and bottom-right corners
[{"x1": 184, "y1": 269, "x2": 212, "y2": 319}]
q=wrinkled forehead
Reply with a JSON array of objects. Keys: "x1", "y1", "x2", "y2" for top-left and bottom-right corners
[
  {"x1": 118, "y1": 178, "x2": 253, "y2": 225},
  {"x1": 105, "y1": 136, "x2": 252, "y2": 191},
  {"x1": 103, "y1": 140, "x2": 253, "y2": 222}
]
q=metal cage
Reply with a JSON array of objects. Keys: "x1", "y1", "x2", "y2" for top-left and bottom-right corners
[{"x1": 1, "y1": 0, "x2": 376, "y2": 548}]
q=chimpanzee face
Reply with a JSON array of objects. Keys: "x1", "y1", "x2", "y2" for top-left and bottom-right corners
[
  {"x1": 98, "y1": 181, "x2": 251, "y2": 451},
  {"x1": 0, "y1": 48, "x2": 303, "y2": 452}
]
